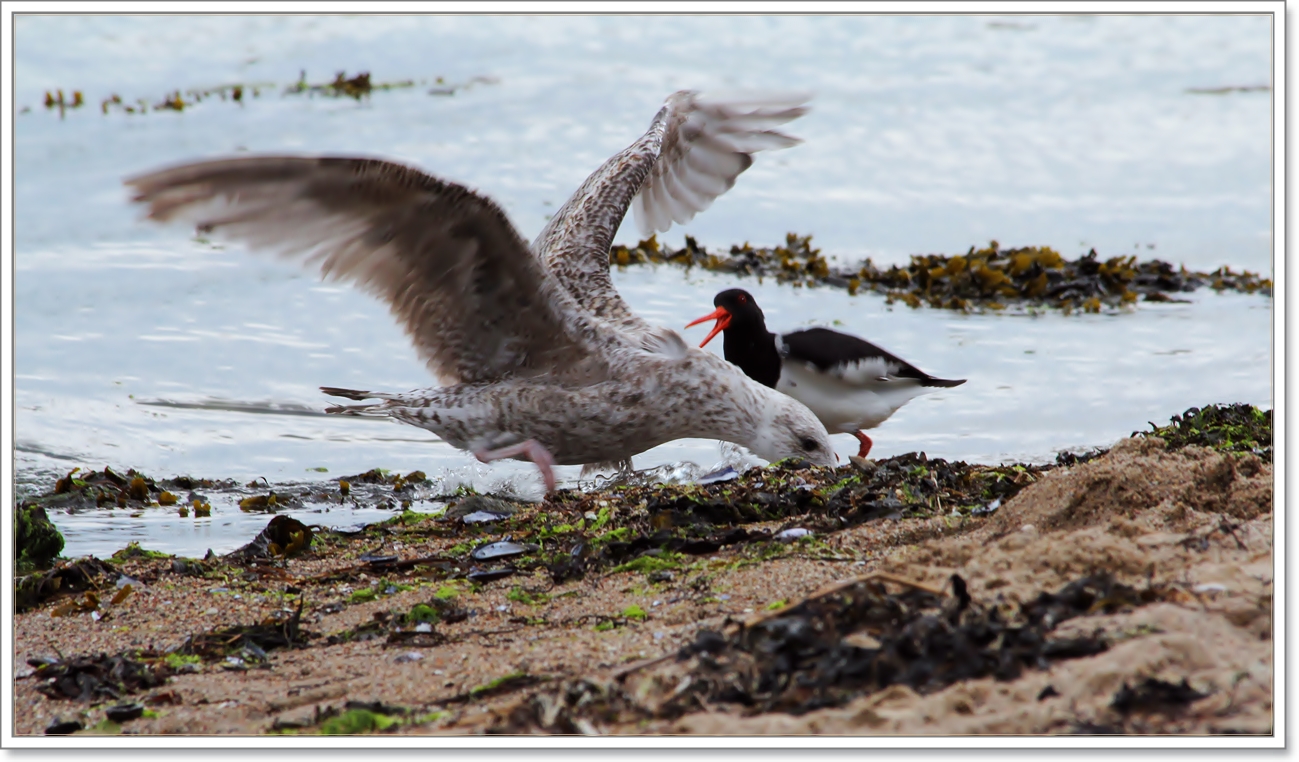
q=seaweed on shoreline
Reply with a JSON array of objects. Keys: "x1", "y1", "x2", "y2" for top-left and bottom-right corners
[
  {"x1": 12, "y1": 400, "x2": 1272, "y2": 735},
  {"x1": 1136, "y1": 404, "x2": 1272, "y2": 461},
  {"x1": 30, "y1": 651, "x2": 173, "y2": 702},
  {"x1": 15, "y1": 405, "x2": 1268, "y2": 602},
  {"x1": 494, "y1": 571, "x2": 1173, "y2": 731},
  {"x1": 609, "y1": 234, "x2": 1271, "y2": 313}
]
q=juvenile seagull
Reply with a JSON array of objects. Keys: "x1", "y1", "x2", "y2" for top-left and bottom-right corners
[
  {"x1": 126, "y1": 91, "x2": 834, "y2": 492},
  {"x1": 687, "y1": 288, "x2": 965, "y2": 459}
]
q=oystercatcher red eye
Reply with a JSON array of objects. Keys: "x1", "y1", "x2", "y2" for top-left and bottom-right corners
[{"x1": 738, "y1": 295, "x2": 747, "y2": 303}]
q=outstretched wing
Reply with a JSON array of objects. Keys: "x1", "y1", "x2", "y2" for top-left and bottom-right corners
[
  {"x1": 127, "y1": 156, "x2": 617, "y2": 385},
  {"x1": 533, "y1": 91, "x2": 810, "y2": 335}
]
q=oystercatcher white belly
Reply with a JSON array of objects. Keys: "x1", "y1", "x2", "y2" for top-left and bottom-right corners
[{"x1": 775, "y1": 355, "x2": 937, "y2": 435}]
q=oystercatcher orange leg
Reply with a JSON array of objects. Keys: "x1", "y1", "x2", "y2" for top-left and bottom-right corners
[
  {"x1": 474, "y1": 439, "x2": 558, "y2": 493},
  {"x1": 852, "y1": 431, "x2": 873, "y2": 459}
]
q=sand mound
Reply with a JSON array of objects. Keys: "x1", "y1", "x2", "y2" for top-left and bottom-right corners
[{"x1": 670, "y1": 438, "x2": 1273, "y2": 735}]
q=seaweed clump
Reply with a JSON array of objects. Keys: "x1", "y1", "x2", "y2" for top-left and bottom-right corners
[
  {"x1": 16, "y1": 504, "x2": 64, "y2": 573},
  {"x1": 821, "y1": 452, "x2": 1036, "y2": 525},
  {"x1": 225, "y1": 515, "x2": 314, "y2": 561},
  {"x1": 1137, "y1": 404, "x2": 1271, "y2": 461},
  {"x1": 43, "y1": 89, "x2": 85, "y2": 118},
  {"x1": 284, "y1": 70, "x2": 415, "y2": 100},
  {"x1": 537, "y1": 454, "x2": 1036, "y2": 583},
  {"x1": 21, "y1": 467, "x2": 215, "y2": 514},
  {"x1": 609, "y1": 233, "x2": 833, "y2": 288},
  {"x1": 16, "y1": 557, "x2": 117, "y2": 613},
  {"x1": 850, "y1": 242, "x2": 1271, "y2": 313},
  {"x1": 178, "y1": 600, "x2": 311, "y2": 663},
  {"x1": 609, "y1": 234, "x2": 1272, "y2": 313},
  {"x1": 31, "y1": 651, "x2": 172, "y2": 702},
  {"x1": 496, "y1": 572, "x2": 1166, "y2": 732}
]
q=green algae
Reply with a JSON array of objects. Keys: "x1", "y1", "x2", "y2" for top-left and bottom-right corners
[
  {"x1": 16, "y1": 504, "x2": 64, "y2": 573},
  {"x1": 506, "y1": 586, "x2": 551, "y2": 606},
  {"x1": 1137, "y1": 404, "x2": 1272, "y2": 460},
  {"x1": 318, "y1": 708, "x2": 399, "y2": 735},
  {"x1": 469, "y1": 671, "x2": 533, "y2": 699},
  {"x1": 348, "y1": 588, "x2": 378, "y2": 604},
  {"x1": 405, "y1": 603, "x2": 440, "y2": 624},
  {"x1": 110, "y1": 542, "x2": 171, "y2": 563}
]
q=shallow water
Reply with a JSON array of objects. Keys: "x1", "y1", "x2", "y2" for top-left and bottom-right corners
[{"x1": 13, "y1": 14, "x2": 1273, "y2": 557}]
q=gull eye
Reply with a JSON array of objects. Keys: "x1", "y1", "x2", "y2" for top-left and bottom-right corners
[{"x1": 800, "y1": 436, "x2": 818, "y2": 452}]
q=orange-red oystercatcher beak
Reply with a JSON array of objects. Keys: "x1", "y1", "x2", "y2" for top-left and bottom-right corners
[{"x1": 684, "y1": 307, "x2": 732, "y2": 348}]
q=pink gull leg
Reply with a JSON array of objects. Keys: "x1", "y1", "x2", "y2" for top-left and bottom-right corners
[
  {"x1": 474, "y1": 439, "x2": 558, "y2": 493},
  {"x1": 852, "y1": 431, "x2": 873, "y2": 459}
]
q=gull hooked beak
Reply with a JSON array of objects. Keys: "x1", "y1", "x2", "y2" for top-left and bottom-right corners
[{"x1": 684, "y1": 307, "x2": 732, "y2": 348}]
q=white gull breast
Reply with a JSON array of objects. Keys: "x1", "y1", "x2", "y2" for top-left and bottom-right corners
[{"x1": 125, "y1": 90, "x2": 835, "y2": 492}]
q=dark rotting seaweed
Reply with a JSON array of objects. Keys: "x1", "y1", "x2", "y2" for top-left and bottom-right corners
[
  {"x1": 32, "y1": 651, "x2": 172, "y2": 702},
  {"x1": 1111, "y1": 677, "x2": 1209, "y2": 715},
  {"x1": 179, "y1": 598, "x2": 311, "y2": 660},
  {"x1": 499, "y1": 571, "x2": 1170, "y2": 731},
  {"x1": 225, "y1": 515, "x2": 314, "y2": 561},
  {"x1": 16, "y1": 557, "x2": 117, "y2": 613}
]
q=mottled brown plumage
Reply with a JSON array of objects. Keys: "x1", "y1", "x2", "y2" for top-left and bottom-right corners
[{"x1": 127, "y1": 91, "x2": 829, "y2": 491}]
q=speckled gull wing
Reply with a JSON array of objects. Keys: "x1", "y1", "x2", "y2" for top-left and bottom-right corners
[
  {"x1": 532, "y1": 91, "x2": 810, "y2": 339},
  {"x1": 632, "y1": 91, "x2": 809, "y2": 239},
  {"x1": 126, "y1": 156, "x2": 622, "y2": 386}
]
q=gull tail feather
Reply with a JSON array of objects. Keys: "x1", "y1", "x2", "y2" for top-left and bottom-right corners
[
  {"x1": 320, "y1": 386, "x2": 406, "y2": 416},
  {"x1": 321, "y1": 386, "x2": 376, "y2": 401}
]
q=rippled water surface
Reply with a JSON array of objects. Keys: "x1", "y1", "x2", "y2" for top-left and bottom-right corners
[{"x1": 13, "y1": 14, "x2": 1274, "y2": 557}]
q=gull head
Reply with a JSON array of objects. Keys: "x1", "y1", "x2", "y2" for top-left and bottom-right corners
[{"x1": 747, "y1": 388, "x2": 837, "y2": 467}]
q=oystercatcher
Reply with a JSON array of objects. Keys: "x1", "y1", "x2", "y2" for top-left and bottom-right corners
[{"x1": 687, "y1": 288, "x2": 965, "y2": 458}]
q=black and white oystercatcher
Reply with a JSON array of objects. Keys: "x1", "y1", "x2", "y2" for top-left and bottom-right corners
[
  {"x1": 127, "y1": 91, "x2": 836, "y2": 492},
  {"x1": 686, "y1": 288, "x2": 965, "y2": 458}
]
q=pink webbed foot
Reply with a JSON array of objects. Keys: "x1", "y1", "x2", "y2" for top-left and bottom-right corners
[
  {"x1": 852, "y1": 431, "x2": 873, "y2": 459},
  {"x1": 473, "y1": 439, "x2": 558, "y2": 493}
]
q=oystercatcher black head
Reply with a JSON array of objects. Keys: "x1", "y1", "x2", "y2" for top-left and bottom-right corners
[{"x1": 685, "y1": 288, "x2": 782, "y2": 388}]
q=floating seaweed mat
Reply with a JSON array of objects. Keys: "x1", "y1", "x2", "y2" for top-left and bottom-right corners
[
  {"x1": 24, "y1": 467, "x2": 166, "y2": 513},
  {"x1": 31, "y1": 651, "x2": 172, "y2": 702},
  {"x1": 495, "y1": 572, "x2": 1170, "y2": 732},
  {"x1": 609, "y1": 234, "x2": 1271, "y2": 313}
]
